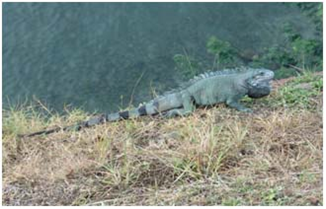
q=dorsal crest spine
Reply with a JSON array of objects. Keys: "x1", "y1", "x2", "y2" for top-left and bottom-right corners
[
  {"x1": 180, "y1": 66, "x2": 251, "y2": 89},
  {"x1": 159, "y1": 66, "x2": 253, "y2": 97}
]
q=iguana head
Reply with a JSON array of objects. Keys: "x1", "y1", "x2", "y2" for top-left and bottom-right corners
[{"x1": 245, "y1": 68, "x2": 274, "y2": 98}]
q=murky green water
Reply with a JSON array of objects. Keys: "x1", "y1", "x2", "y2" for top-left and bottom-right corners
[{"x1": 3, "y1": 3, "x2": 317, "y2": 112}]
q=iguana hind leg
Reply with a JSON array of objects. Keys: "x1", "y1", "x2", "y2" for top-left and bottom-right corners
[
  {"x1": 164, "y1": 108, "x2": 190, "y2": 118},
  {"x1": 165, "y1": 92, "x2": 195, "y2": 117}
]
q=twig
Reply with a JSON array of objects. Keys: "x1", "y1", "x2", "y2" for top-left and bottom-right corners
[
  {"x1": 129, "y1": 70, "x2": 146, "y2": 107},
  {"x1": 287, "y1": 64, "x2": 304, "y2": 75}
]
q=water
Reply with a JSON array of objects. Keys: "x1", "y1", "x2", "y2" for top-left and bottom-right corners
[{"x1": 3, "y1": 2, "x2": 317, "y2": 112}]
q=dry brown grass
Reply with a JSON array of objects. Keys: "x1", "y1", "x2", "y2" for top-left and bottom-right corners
[{"x1": 2, "y1": 74, "x2": 323, "y2": 206}]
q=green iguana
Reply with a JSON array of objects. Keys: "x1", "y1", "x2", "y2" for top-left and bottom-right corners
[{"x1": 23, "y1": 67, "x2": 274, "y2": 137}]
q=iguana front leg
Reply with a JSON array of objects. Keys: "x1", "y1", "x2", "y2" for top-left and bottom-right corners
[
  {"x1": 165, "y1": 92, "x2": 195, "y2": 117},
  {"x1": 226, "y1": 99, "x2": 252, "y2": 113}
]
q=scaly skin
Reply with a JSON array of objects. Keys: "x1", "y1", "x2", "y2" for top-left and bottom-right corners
[
  {"x1": 108, "y1": 67, "x2": 274, "y2": 118},
  {"x1": 22, "y1": 67, "x2": 274, "y2": 137}
]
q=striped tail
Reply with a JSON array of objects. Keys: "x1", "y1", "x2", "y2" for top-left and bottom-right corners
[
  {"x1": 106, "y1": 92, "x2": 183, "y2": 122},
  {"x1": 21, "y1": 93, "x2": 182, "y2": 137},
  {"x1": 106, "y1": 102, "x2": 160, "y2": 122}
]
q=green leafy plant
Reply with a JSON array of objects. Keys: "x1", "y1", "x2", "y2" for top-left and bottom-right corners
[
  {"x1": 173, "y1": 54, "x2": 203, "y2": 79},
  {"x1": 296, "y1": 2, "x2": 323, "y2": 35},
  {"x1": 174, "y1": 3, "x2": 322, "y2": 80},
  {"x1": 252, "y1": 22, "x2": 322, "y2": 75},
  {"x1": 276, "y1": 72, "x2": 322, "y2": 109},
  {"x1": 206, "y1": 36, "x2": 239, "y2": 68}
]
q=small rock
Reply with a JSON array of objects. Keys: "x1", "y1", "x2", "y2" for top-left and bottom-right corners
[
  {"x1": 293, "y1": 83, "x2": 313, "y2": 90},
  {"x1": 307, "y1": 197, "x2": 320, "y2": 206}
]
